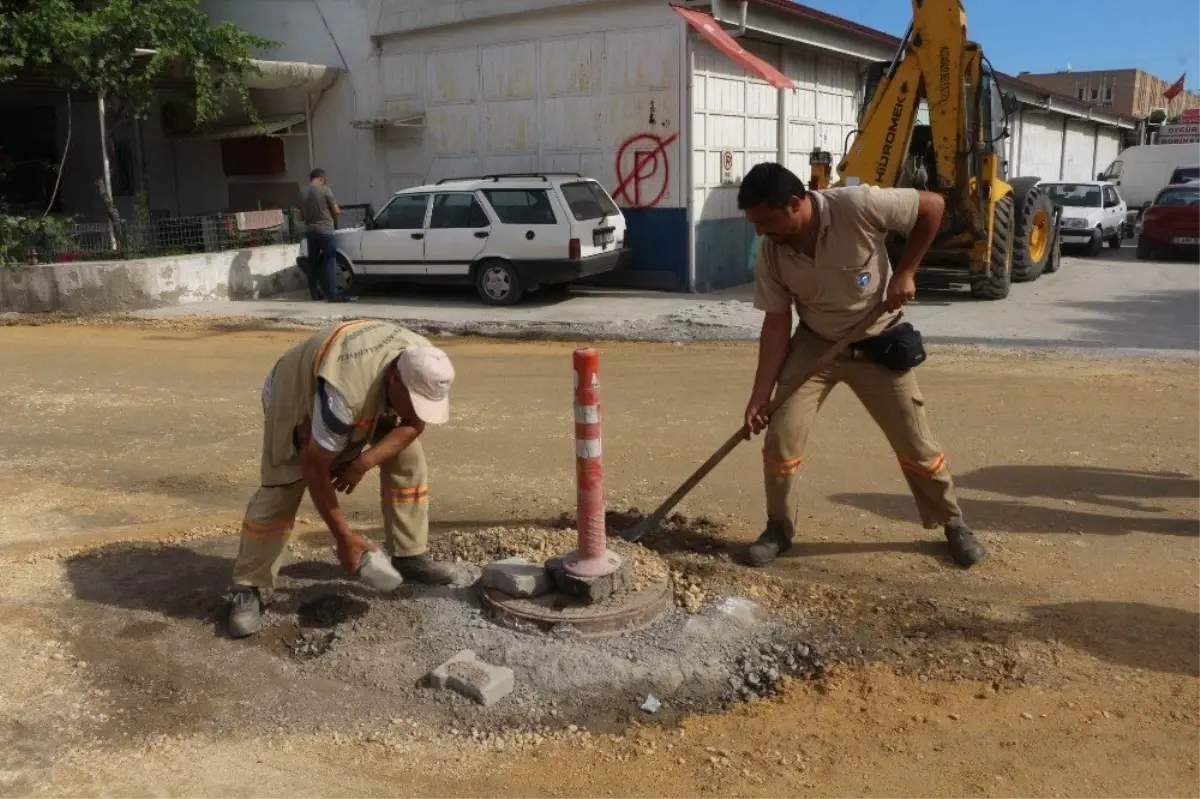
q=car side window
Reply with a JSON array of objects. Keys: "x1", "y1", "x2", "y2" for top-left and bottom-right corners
[
  {"x1": 481, "y1": 189, "x2": 558, "y2": 225},
  {"x1": 1103, "y1": 186, "x2": 1118, "y2": 207},
  {"x1": 375, "y1": 195, "x2": 428, "y2": 230},
  {"x1": 430, "y1": 193, "x2": 489, "y2": 229}
]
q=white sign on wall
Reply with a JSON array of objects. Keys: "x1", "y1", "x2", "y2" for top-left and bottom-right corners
[{"x1": 721, "y1": 149, "x2": 734, "y2": 182}]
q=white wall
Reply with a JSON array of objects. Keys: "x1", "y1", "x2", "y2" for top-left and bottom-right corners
[
  {"x1": 1094, "y1": 126, "x2": 1122, "y2": 176},
  {"x1": 691, "y1": 37, "x2": 781, "y2": 222},
  {"x1": 374, "y1": 0, "x2": 683, "y2": 210},
  {"x1": 691, "y1": 38, "x2": 862, "y2": 225},
  {"x1": 1015, "y1": 111, "x2": 1063, "y2": 181},
  {"x1": 201, "y1": 0, "x2": 382, "y2": 207},
  {"x1": 1061, "y1": 118, "x2": 1096, "y2": 182},
  {"x1": 783, "y1": 49, "x2": 860, "y2": 185}
]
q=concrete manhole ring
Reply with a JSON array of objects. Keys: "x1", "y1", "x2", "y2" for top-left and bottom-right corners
[{"x1": 480, "y1": 578, "x2": 672, "y2": 638}]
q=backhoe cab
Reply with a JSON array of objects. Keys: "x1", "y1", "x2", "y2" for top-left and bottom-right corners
[{"x1": 828, "y1": 0, "x2": 1060, "y2": 299}]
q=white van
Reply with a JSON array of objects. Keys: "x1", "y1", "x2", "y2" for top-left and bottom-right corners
[{"x1": 1096, "y1": 143, "x2": 1200, "y2": 211}]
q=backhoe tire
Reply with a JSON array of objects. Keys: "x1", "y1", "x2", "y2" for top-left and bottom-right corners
[
  {"x1": 1011, "y1": 186, "x2": 1053, "y2": 282},
  {"x1": 971, "y1": 194, "x2": 1014, "y2": 300}
]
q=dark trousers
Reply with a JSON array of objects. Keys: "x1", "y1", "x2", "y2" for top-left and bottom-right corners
[{"x1": 305, "y1": 231, "x2": 337, "y2": 300}]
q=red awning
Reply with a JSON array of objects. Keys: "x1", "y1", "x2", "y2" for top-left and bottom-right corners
[{"x1": 671, "y1": 4, "x2": 795, "y2": 90}]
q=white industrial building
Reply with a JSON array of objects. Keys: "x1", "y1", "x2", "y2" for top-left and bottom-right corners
[{"x1": 144, "y1": 0, "x2": 1140, "y2": 291}]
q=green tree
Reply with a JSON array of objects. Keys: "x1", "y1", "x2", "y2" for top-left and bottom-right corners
[{"x1": 0, "y1": 0, "x2": 278, "y2": 242}]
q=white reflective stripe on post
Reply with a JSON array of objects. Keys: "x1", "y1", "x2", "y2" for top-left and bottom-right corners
[
  {"x1": 575, "y1": 439, "x2": 602, "y2": 459},
  {"x1": 574, "y1": 405, "x2": 600, "y2": 424}
]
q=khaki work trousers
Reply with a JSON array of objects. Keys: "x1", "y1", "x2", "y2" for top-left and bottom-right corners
[
  {"x1": 764, "y1": 325, "x2": 962, "y2": 538},
  {"x1": 231, "y1": 426, "x2": 430, "y2": 590}
]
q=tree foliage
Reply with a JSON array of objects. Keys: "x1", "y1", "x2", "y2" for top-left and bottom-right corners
[{"x1": 0, "y1": 0, "x2": 279, "y2": 126}]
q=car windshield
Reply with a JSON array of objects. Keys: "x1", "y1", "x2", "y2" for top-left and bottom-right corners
[
  {"x1": 560, "y1": 180, "x2": 620, "y2": 221},
  {"x1": 1170, "y1": 166, "x2": 1200, "y2": 183},
  {"x1": 1154, "y1": 186, "x2": 1200, "y2": 206},
  {"x1": 1042, "y1": 183, "x2": 1102, "y2": 207}
]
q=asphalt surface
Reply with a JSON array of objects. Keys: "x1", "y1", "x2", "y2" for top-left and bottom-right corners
[{"x1": 135, "y1": 244, "x2": 1199, "y2": 357}]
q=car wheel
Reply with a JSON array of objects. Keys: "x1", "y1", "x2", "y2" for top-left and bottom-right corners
[
  {"x1": 335, "y1": 256, "x2": 357, "y2": 296},
  {"x1": 474, "y1": 260, "x2": 525, "y2": 306},
  {"x1": 1085, "y1": 228, "x2": 1103, "y2": 256}
]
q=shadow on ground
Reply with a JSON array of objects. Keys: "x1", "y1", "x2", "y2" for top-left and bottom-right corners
[
  {"x1": 62, "y1": 540, "x2": 385, "y2": 636},
  {"x1": 830, "y1": 463, "x2": 1199, "y2": 537},
  {"x1": 1029, "y1": 601, "x2": 1200, "y2": 676},
  {"x1": 906, "y1": 600, "x2": 1200, "y2": 678}
]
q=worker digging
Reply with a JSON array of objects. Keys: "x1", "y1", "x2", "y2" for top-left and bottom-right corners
[
  {"x1": 226, "y1": 319, "x2": 458, "y2": 638},
  {"x1": 735, "y1": 161, "x2": 987, "y2": 569}
]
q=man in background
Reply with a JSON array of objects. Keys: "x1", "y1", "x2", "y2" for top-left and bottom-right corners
[{"x1": 299, "y1": 168, "x2": 345, "y2": 302}]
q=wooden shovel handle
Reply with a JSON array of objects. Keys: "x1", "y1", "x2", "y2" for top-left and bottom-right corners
[{"x1": 637, "y1": 303, "x2": 889, "y2": 532}]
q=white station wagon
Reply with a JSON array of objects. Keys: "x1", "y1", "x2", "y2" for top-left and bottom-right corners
[{"x1": 298, "y1": 173, "x2": 629, "y2": 305}]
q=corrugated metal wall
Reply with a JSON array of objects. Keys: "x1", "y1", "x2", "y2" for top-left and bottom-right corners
[
  {"x1": 691, "y1": 38, "x2": 861, "y2": 291},
  {"x1": 783, "y1": 51, "x2": 860, "y2": 184},
  {"x1": 1015, "y1": 112, "x2": 1064, "y2": 181},
  {"x1": 690, "y1": 36, "x2": 781, "y2": 291},
  {"x1": 1011, "y1": 108, "x2": 1127, "y2": 185},
  {"x1": 1094, "y1": 127, "x2": 1122, "y2": 177},
  {"x1": 1061, "y1": 119, "x2": 1096, "y2": 181}
]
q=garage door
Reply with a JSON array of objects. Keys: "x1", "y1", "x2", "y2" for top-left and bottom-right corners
[
  {"x1": 1094, "y1": 127, "x2": 1122, "y2": 178},
  {"x1": 1061, "y1": 119, "x2": 1096, "y2": 181},
  {"x1": 1016, "y1": 112, "x2": 1062, "y2": 181}
]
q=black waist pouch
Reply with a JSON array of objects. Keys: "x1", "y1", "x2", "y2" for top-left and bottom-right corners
[{"x1": 853, "y1": 321, "x2": 927, "y2": 371}]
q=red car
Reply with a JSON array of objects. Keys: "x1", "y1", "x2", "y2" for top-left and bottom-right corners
[{"x1": 1137, "y1": 182, "x2": 1200, "y2": 260}]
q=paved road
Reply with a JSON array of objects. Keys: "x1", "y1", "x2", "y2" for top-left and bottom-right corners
[{"x1": 138, "y1": 244, "x2": 1199, "y2": 356}]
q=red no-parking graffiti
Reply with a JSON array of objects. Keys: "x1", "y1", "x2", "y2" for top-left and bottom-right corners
[{"x1": 612, "y1": 132, "x2": 679, "y2": 209}]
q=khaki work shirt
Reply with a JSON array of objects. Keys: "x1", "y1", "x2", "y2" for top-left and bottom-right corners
[{"x1": 753, "y1": 184, "x2": 919, "y2": 341}]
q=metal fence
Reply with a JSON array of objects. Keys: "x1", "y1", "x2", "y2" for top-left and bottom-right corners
[
  {"x1": 15, "y1": 203, "x2": 375, "y2": 265},
  {"x1": 21, "y1": 210, "x2": 302, "y2": 264}
]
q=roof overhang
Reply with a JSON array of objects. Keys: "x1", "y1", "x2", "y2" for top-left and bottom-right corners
[
  {"x1": 169, "y1": 113, "x2": 307, "y2": 140},
  {"x1": 131, "y1": 49, "x2": 343, "y2": 94},
  {"x1": 691, "y1": 0, "x2": 1140, "y2": 130},
  {"x1": 695, "y1": 0, "x2": 896, "y2": 62},
  {"x1": 350, "y1": 112, "x2": 427, "y2": 130},
  {"x1": 243, "y1": 59, "x2": 341, "y2": 93}
]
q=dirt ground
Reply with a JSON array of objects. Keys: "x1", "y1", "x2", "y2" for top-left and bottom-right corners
[{"x1": 0, "y1": 317, "x2": 1197, "y2": 798}]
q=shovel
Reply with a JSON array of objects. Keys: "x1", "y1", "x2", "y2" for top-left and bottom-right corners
[{"x1": 619, "y1": 303, "x2": 889, "y2": 544}]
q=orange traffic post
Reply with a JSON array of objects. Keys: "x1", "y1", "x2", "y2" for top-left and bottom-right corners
[{"x1": 565, "y1": 347, "x2": 620, "y2": 578}]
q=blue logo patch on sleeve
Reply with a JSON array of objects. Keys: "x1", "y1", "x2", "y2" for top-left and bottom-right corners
[{"x1": 856, "y1": 271, "x2": 872, "y2": 289}]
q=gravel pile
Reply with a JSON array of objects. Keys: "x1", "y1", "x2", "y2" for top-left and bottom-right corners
[{"x1": 730, "y1": 641, "x2": 826, "y2": 701}]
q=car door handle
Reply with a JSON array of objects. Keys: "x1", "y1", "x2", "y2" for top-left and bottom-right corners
[
  {"x1": 411, "y1": 233, "x2": 424, "y2": 240},
  {"x1": 474, "y1": 231, "x2": 489, "y2": 238}
]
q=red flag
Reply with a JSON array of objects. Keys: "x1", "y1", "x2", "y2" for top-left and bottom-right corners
[{"x1": 1164, "y1": 72, "x2": 1186, "y2": 101}]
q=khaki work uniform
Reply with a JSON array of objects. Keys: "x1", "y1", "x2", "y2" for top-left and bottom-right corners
[
  {"x1": 753, "y1": 184, "x2": 962, "y2": 536},
  {"x1": 232, "y1": 320, "x2": 434, "y2": 589}
]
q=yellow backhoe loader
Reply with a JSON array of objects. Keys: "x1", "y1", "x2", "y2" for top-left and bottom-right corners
[{"x1": 814, "y1": 0, "x2": 1061, "y2": 299}]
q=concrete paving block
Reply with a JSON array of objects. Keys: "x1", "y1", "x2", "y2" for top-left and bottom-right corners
[
  {"x1": 426, "y1": 649, "x2": 514, "y2": 706},
  {"x1": 481, "y1": 557, "x2": 551, "y2": 598},
  {"x1": 546, "y1": 555, "x2": 632, "y2": 604}
]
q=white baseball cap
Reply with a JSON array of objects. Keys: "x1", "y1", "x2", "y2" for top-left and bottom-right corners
[{"x1": 396, "y1": 346, "x2": 455, "y2": 424}]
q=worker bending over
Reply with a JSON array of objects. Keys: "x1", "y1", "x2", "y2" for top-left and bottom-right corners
[
  {"x1": 228, "y1": 319, "x2": 458, "y2": 638},
  {"x1": 738, "y1": 162, "x2": 986, "y2": 569}
]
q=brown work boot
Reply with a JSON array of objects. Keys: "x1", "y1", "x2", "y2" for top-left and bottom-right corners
[
  {"x1": 944, "y1": 518, "x2": 987, "y2": 568},
  {"x1": 743, "y1": 520, "x2": 792, "y2": 567},
  {"x1": 391, "y1": 553, "x2": 457, "y2": 585}
]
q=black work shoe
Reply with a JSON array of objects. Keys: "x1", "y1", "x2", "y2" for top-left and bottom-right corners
[
  {"x1": 944, "y1": 520, "x2": 987, "y2": 568},
  {"x1": 227, "y1": 586, "x2": 263, "y2": 638},
  {"x1": 743, "y1": 521, "x2": 793, "y2": 568},
  {"x1": 391, "y1": 554, "x2": 457, "y2": 585}
]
